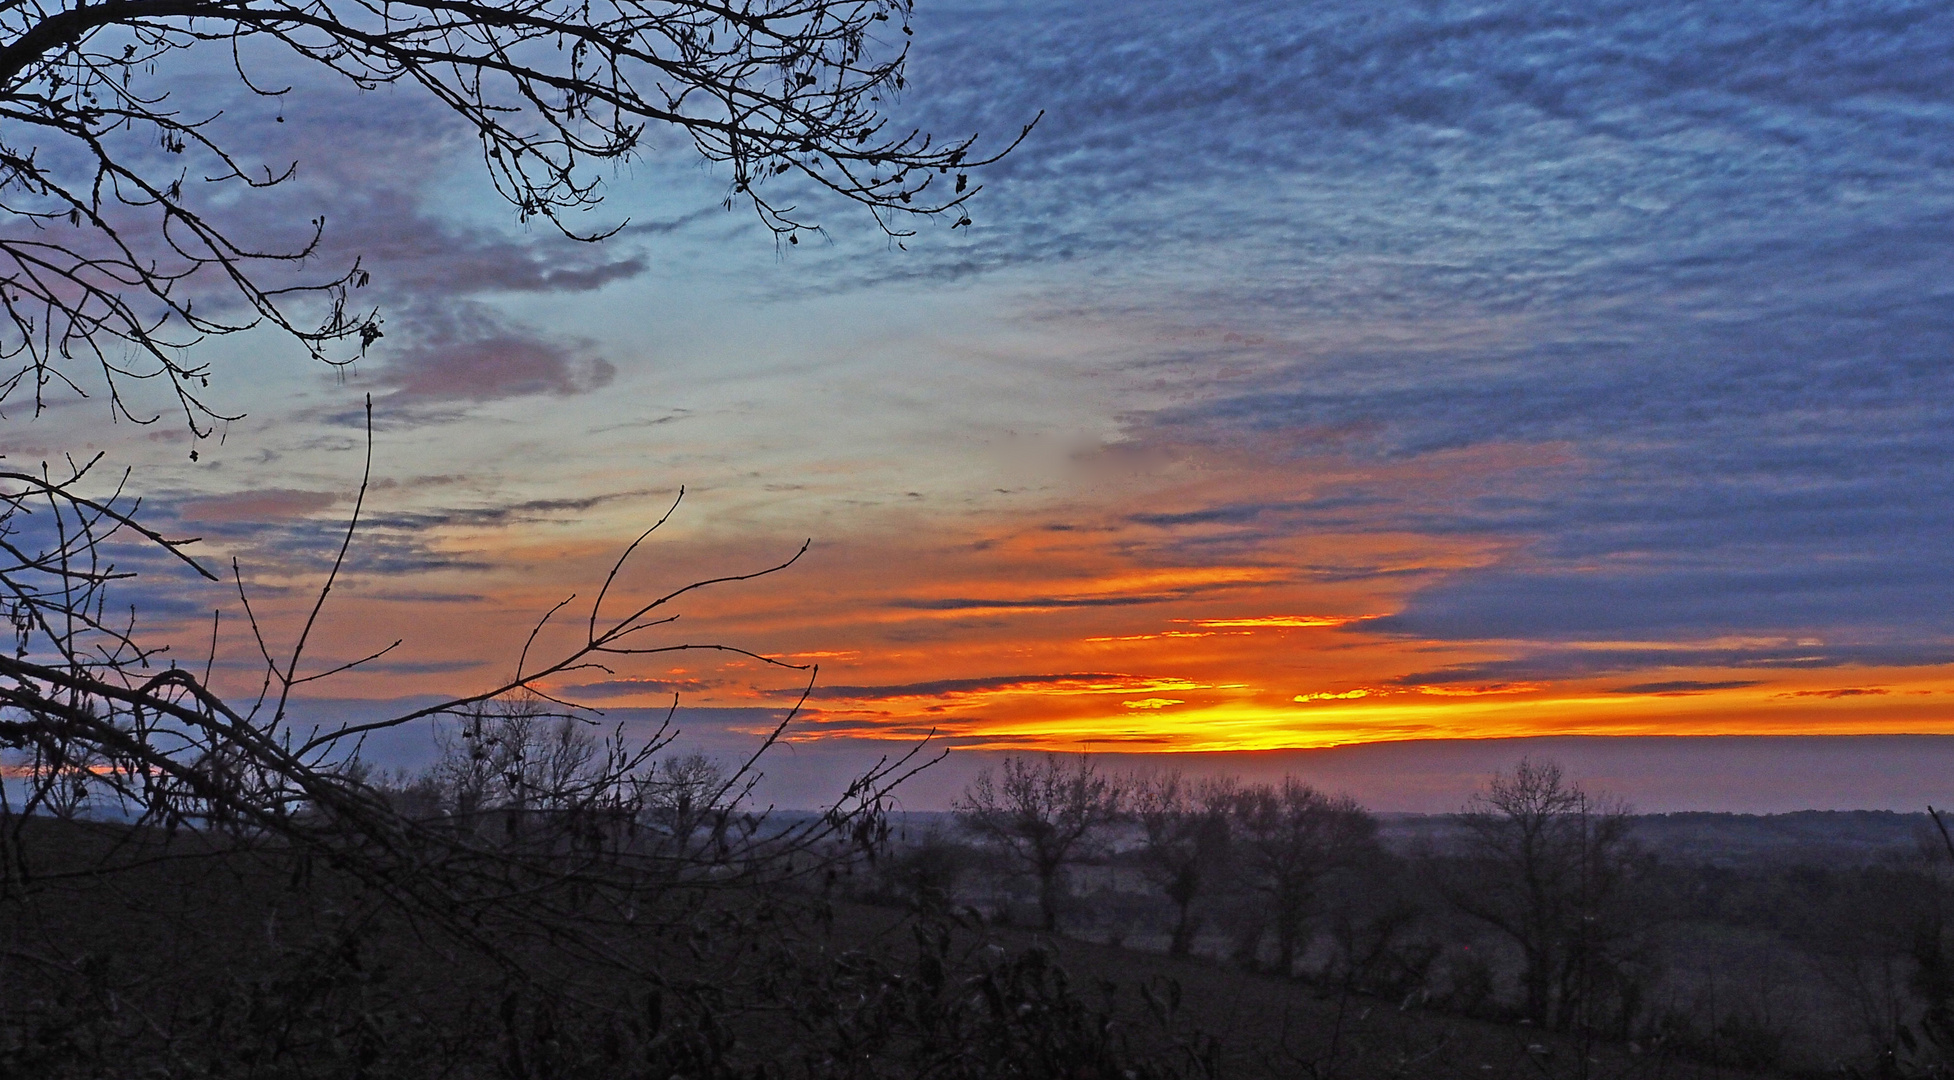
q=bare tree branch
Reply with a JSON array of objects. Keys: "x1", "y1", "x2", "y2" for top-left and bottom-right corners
[{"x1": 0, "y1": 0, "x2": 1029, "y2": 430}]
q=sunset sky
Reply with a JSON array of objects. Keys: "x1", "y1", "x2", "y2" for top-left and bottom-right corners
[{"x1": 20, "y1": 0, "x2": 1954, "y2": 806}]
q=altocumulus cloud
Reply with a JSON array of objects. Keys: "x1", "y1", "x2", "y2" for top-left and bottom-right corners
[
  {"x1": 140, "y1": 1, "x2": 1954, "y2": 684},
  {"x1": 850, "y1": 0, "x2": 1954, "y2": 674}
]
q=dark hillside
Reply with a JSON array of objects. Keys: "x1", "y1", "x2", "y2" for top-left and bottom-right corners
[
  {"x1": 1, "y1": 815, "x2": 1789, "y2": 1080},
  {"x1": 1377, "y1": 811, "x2": 1937, "y2": 866},
  {"x1": 938, "y1": 919, "x2": 1784, "y2": 1080},
  {"x1": 1627, "y1": 811, "x2": 1938, "y2": 866}
]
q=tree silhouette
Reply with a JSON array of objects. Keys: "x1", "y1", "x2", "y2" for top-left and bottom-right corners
[
  {"x1": 1228, "y1": 778, "x2": 1375, "y2": 977},
  {"x1": 1443, "y1": 758, "x2": 1649, "y2": 1032},
  {"x1": 1130, "y1": 769, "x2": 1235, "y2": 958},
  {"x1": 956, "y1": 753, "x2": 1121, "y2": 932},
  {"x1": 0, "y1": 0, "x2": 1025, "y2": 843}
]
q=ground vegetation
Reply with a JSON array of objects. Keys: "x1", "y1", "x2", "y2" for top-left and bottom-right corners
[{"x1": 930, "y1": 755, "x2": 1954, "y2": 1078}]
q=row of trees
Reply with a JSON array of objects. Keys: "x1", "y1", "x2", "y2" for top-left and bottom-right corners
[{"x1": 952, "y1": 755, "x2": 1650, "y2": 1035}]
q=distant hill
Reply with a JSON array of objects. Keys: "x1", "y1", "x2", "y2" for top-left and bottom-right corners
[{"x1": 1376, "y1": 809, "x2": 1943, "y2": 866}]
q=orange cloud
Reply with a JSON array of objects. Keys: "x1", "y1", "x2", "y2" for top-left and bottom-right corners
[{"x1": 166, "y1": 437, "x2": 1952, "y2": 759}]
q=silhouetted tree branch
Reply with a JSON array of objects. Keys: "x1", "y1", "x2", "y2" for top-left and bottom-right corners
[
  {"x1": 0, "y1": 3, "x2": 1038, "y2": 1064},
  {"x1": 0, "y1": 0, "x2": 1033, "y2": 429}
]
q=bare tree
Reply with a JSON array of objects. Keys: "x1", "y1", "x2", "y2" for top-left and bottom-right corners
[
  {"x1": 0, "y1": 470, "x2": 950, "y2": 1072},
  {"x1": 0, "y1": 4, "x2": 1045, "y2": 1068},
  {"x1": 425, "y1": 692, "x2": 605, "y2": 824},
  {"x1": 1129, "y1": 769, "x2": 1235, "y2": 957},
  {"x1": 0, "y1": 5, "x2": 1038, "y2": 1072},
  {"x1": 1228, "y1": 777, "x2": 1376, "y2": 977},
  {"x1": 0, "y1": 0, "x2": 1033, "y2": 431},
  {"x1": 0, "y1": 0, "x2": 1032, "y2": 871},
  {"x1": 1443, "y1": 757, "x2": 1650, "y2": 1032},
  {"x1": 0, "y1": 0, "x2": 1031, "y2": 871},
  {"x1": 636, "y1": 752, "x2": 729, "y2": 832},
  {"x1": 0, "y1": 0, "x2": 1027, "y2": 849},
  {"x1": 955, "y1": 753, "x2": 1121, "y2": 932}
]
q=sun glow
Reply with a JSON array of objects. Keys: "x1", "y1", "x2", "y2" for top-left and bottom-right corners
[{"x1": 1189, "y1": 615, "x2": 1379, "y2": 629}]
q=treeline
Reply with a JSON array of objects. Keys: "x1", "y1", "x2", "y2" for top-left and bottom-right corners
[
  {"x1": 367, "y1": 695, "x2": 745, "y2": 850},
  {"x1": 850, "y1": 753, "x2": 1954, "y2": 1076}
]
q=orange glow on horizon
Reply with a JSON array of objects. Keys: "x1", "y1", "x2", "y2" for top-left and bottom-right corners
[
  {"x1": 758, "y1": 678, "x2": 1954, "y2": 753},
  {"x1": 186, "y1": 438, "x2": 1953, "y2": 758}
]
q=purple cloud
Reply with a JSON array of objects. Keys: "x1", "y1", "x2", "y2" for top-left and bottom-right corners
[{"x1": 363, "y1": 304, "x2": 615, "y2": 403}]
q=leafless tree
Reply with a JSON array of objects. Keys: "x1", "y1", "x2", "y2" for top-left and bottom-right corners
[
  {"x1": 0, "y1": 469, "x2": 951, "y2": 1075},
  {"x1": 423, "y1": 692, "x2": 610, "y2": 826},
  {"x1": 1443, "y1": 758, "x2": 1650, "y2": 1033},
  {"x1": 1129, "y1": 769, "x2": 1235, "y2": 958},
  {"x1": 955, "y1": 753, "x2": 1121, "y2": 932},
  {"x1": 0, "y1": 0, "x2": 1033, "y2": 432},
  {"x1": 635, "y1": 752, "x2": 730, "y2": 835},
  {"x1": 1227, "y1": 777, "x2": 1376, "y2": 977},
  {"x1": 0, "y1": 0, "x2": 1022, "y2": 847},
  {"x1": 0, "y1": 0, "x2": 1022, "y2": 893},
  {"x1": 0, "y1": 2, "x2": 1028, "y2": 1069}
]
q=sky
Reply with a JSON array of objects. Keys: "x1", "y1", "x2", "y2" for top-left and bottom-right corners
[{"x1": 13, "y1": 0, "x2": 1954, "y2": 809}]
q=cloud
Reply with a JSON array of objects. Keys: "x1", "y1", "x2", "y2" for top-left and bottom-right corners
[
  {"x1": 557, "y1": 677, "x2": 723, "y2": 699},
  {"x1": 179, "y1": 489, "x2": 341, "y2": 523},
  {"x1": 367, "y1": 304, "x2": 616, "y2": 403},
  {"x1": 881, "y1": 0, "x2": 1954, "y2": 674},
  {"x1": 63, "y1": 0, "x2": 1954, "y2": 707},
  {"x1": 138, "y1": 481, "x2": 663, "y2": 590},
  {"x1": 360, "y1": 490, "x2": 656, "y2": 532},
  {"x1": 1394, "y1": 637, "x2": 1954, "y2": 687},
  {"x1": 1610, "y1": 680, "x2": 1766, "y2": 696},
  {"x1": 149, "y1": 507, "x2": 493, "y2": 579},
  {"x1": 887, "y1": 574, "x2": 1272, "y2": 614},
  {"x1": 1372, "y1": 562, "x2": 1941, "y2": 640},
  {"x1": 341, "y1": 194, "x2": 650, "y2": 298},
  {"x1": 780, "y1": 0, "x2": 1947, "y2": 294},
  {"x1": 794, "y1": 673, "x2": 1199, "y2": 702},
  {"x1": 1193, "y1": 615, "x2": 1362, "y2": 628},
  {"x1": 1129, "y1": 493, "x2": 1394, "y2": 529},
  {"x1": 114, "y1": 60, "x2": 671, "y2": 323},
  {"x1": 334, "y1": 657, "x2": 486, "y2": 676},
  {"x1": 800, "y1": 673, "x2": 1117, "y2": 700},
  {"x1": 894, "y1": 593, "x2": 1208, "y2": 612},
  {"x1": 183, "y1": 62, "x2": 664, "y2": 304}
]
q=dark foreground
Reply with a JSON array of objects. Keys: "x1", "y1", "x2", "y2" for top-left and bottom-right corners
[{"x1": 0, "y1": 817, "x2": 1779, "y2": 1080}]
